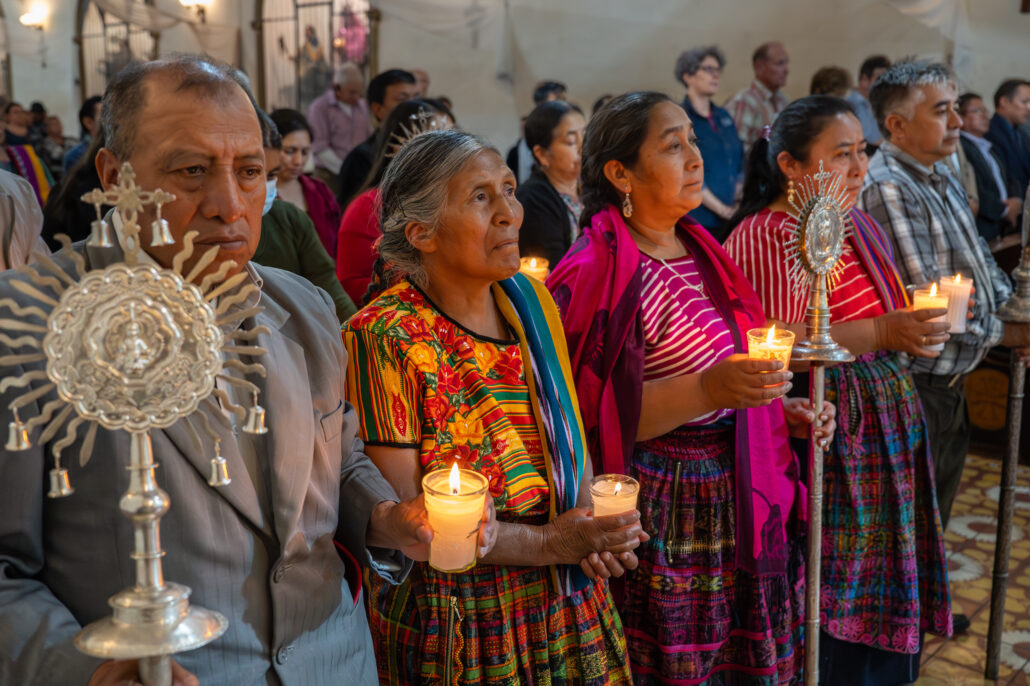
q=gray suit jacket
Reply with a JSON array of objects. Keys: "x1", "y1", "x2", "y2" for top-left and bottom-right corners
[{"x1": 0, "y1": 242, "x2": 404, "y2": 685}]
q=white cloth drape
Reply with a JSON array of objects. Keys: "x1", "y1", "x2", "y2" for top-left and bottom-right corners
[
  {"x1": 885, "y1": 0, "x2": 963, "y2": 38},
  {"x1": 373, "y1": 0, "x2": 512, "y2": 80}
]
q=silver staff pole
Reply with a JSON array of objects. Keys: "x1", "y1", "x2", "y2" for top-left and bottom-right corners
[
  {"x1": 784, "y1": 163, "x2": 854, "y2": 686},
  {"x1": 985, "y1": 184, "x2": 1030, "y2": 680}
]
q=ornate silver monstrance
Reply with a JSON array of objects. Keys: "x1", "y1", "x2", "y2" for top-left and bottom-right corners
[
  {"x1": 783, "y1": 163, "x2": 854, "y2": 686},
  {"x1": 1, "y1": 163, "x2": 269, "y2": 686},
  {"x1": 985, "y1": 184, "x2": 1030, "y2": 680}
]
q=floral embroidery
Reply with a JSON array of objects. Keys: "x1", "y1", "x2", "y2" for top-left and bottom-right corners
[{"x1": 346, "y1": 282, "x2": 549, "y2": 515}]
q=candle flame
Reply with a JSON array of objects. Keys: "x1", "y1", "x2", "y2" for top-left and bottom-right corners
[
  {"x1": 766, "y1": 324, "x2": 776, "y2": 345},
  {"x1": 954, "y1": 274, "x2": 962, "y2": 284},
  {"x1": 449, "y1": 462, "x2": 460, "y2": 495},
  {"x1": 930, "y1": 283, "x2": 938, "y2": 297},
  {"x1": 529, "y1": 258, "x2": 537, "y2": 268},
  {"x1": 613, "y1": 481, "x2": 622, "y2": 496}
]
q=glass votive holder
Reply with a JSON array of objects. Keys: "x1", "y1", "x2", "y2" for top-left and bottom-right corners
[
  {"x1": 589, "y1": 474, "x2": 640, "y2": 517},
  {"x1": 422, "y1": 466, "x2": 489, "y2": 573},
  {"x1": 746, "y1": 326, "x2": 796, "y2": 370}
]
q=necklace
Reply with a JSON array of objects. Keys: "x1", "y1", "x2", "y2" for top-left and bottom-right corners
[{"x1": 656, "y1": 256, "x2": 705, "y2": 296}]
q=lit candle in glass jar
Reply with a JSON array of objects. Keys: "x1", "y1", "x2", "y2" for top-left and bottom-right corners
[
  {"x1": 519, "y1": 257, "x2": 550, "y2": 282},
  {"x1": 940, "y1": 273, "x2": 973, "y2": 334},
  {"x1": 913, "y1": 283, "x2": 949, "y2": 352},
  {"x1": 746, "y1": 324, "x2": 795, "y2": 370},
  {"x1": 422, "y1": 463, "x2": 489, "y2": 573},
  {"x1": 590, "y1": 474, "x2": 639, "y2": 517}
]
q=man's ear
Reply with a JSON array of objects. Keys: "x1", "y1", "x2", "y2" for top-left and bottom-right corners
[
  {"x1": 370, "y1": 102, "x2": 384, "y2": 124},
  {"x1": 603, "y1": 159, "x2": 632, "y2": 194},
  {"x1": 404, "y1": 220, "x2": 437, "y2": 255},
  {"x1": 95, "y1": 148, "x2": 122, "y2": 191},
  {"x1": 883, "y1": 112, "x2": 907, "y2": 143}
]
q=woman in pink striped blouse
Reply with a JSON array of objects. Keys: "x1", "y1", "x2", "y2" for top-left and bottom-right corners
[
  {"x1": 724, "y1": 96, "x2": 953, "y2": 685},
  {"x1": 547, "y1": 91, "x2": 836, "y2": 685}
]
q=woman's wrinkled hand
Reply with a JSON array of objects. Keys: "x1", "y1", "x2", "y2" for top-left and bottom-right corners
[
  {"x1": 782, "y1": 397, "x2": 837, "y2": 447},
  {"x1": 874, "y1": 307, "x2": 950, "y2": 358},
  {"x1": 579, "y1": 550, "x2": 640, "y2": 580},
  {"x1": 477, "y1": 497, "x2": 498, "y2": 558},
  {"x1": 700, "y1": 353, "x2": 792, "y2": 410},
  {"x1": 543, "y1": 507, "x2": 647, "y2": 566}
]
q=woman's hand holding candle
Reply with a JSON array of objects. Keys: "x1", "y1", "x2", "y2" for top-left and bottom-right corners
[
  {"x1": 542, "y1": 507, "x2": 648, "y2": 569},
  {"x1": 912, "y1": 284, "x2": 950, "y2": 353},
  {"x1": 700, "y1": 354, "x2": 793, "y2": 411},
  {"x1": 872, "y1": 307, "x2": 950, "y2": 358}
]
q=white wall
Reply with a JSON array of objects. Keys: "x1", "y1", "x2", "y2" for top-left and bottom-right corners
[{"x1": 2, "y1": 0, "x2": 1029, "y2": 150}]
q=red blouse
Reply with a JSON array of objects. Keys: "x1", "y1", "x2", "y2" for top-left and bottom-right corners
[
  {"x1": 298, "y1": 174, "x2": 342, "y2": 258},
  {"x1": 336, "y1": 187, "x2": 381, "y2": 305}
]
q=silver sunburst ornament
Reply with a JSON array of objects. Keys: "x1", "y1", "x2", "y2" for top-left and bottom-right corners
[
  {"x1": 0, "y1": 162, "x2": 268, "y2": 686},
  {"x1": 784, "y1": 161, "x2": 856, "y2": 363}
]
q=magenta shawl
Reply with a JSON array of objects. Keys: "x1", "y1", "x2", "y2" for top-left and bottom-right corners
[{"x1": 547, "y1": 205, "x2": 803, "y2": 575}]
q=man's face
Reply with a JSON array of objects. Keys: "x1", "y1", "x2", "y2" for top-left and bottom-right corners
[
  {"x1": 755, "y1": 43, "x2": 789, "y2": 91},
  {"x1": 412, "y1": 69, "x2": 430, "y2": 96},
  {"x1": 44, "y1": 117, "x2": 62, "y2": 140},
  {"x1": 1000, "y1": 85, "x2": 1030, "y2": 127},
  {"x1": 333, "y1": 80, "x2": 363, "y2": 106},
  {"x1": 960, "y1": 97, "x2": 990, "y2": 137},
  {"x1": 890, "y1": 82, "x2": 961, "y2": 166},
  {"x1": 371, "y1": 81, "x2": 417, "y2": 122},
  {"x1": 96, "y1": 76, "x2": 265, "y2": 279}
]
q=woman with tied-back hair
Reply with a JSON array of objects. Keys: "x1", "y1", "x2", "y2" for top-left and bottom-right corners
[
  {"x1": 724, "y1": 96, "x2": 953, "y2": 685},
  {"x1": 547, "y1": 91, "x2": 836, "y2": 685},
  {"x1": 335, "y1": 98, "x2": 455, "y2": 305},
  {"x1": 343, "y1": 129, "x2": 642, "y2": 685}
]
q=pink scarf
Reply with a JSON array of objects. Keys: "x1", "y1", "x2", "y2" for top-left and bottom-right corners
[{"x1": 547, "y1": 205, "x2": 803, "y2": 574}]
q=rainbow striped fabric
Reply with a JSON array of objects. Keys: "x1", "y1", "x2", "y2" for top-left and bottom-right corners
[{"x1": 5, "y1": 145, "x2": 53, "y2": 207}]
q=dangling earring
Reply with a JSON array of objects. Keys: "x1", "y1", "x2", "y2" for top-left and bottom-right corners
[
  {"x1": 787, "y1": 179, "x2": 795, "y2": 204},
  {"x1": 622, "y1": 191, "x2": 633, "y2": 218}
]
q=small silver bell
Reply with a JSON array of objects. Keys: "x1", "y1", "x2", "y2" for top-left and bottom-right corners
[
  {"x1": 47, "y1": 467, "x2": 74, "y2": 498},
  {"x1": 87, "y1": 218, "x2": 114, "y2": 248},
  {"x1": 243, "y1": 403, "x2": 268, "y2": 435},
  {"x1": 6, "y1": 415, "x2": 31, "y2": 451},
  {"x1": 208, "y1": 455, "x2": 231, "y2": 487},
  {"x1": 150, "y1": 217, "x2": 175, "y2": 247}
]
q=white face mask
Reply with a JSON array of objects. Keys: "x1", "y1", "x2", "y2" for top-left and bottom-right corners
[{"x1": 262, "y1": 178, "x2": 278, "y2": 216}]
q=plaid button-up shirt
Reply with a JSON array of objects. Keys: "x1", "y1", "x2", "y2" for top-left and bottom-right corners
[
  {"x1": 724, "y1": 79, "x2": 789, "y2": 151},
  {"x1": 858, "y1": 141, "x2": 1012, "y2": 377}
]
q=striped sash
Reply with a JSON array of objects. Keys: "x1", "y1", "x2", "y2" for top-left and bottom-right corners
[{"x1": 496, "y1": 273, "x2": 590, "y2": 594}]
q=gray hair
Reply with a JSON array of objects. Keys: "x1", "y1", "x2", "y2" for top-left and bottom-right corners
[
  {"x1": 377, "y1": 129, "x2": 494, "y2": 289},
  {"x1": 333, "y1": 62, "x2": 363, "y2": 87},
  {"x1": 675, "y1": 45, "x2": 726, "y2": 85},
  {"x1": 868, "y1": 58, "x2": 955, "y2": 139},
  {"x1": 101, "y1": 54, "x2": 259, "y2": 160}
]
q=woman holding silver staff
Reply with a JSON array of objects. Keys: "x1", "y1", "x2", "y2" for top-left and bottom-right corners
[
  {"x1": 547, "y1": 91, "x2": 835, "y2": 685},
  {"x1": 725, "y1": 95, "x2": 953, "y2": 685}
]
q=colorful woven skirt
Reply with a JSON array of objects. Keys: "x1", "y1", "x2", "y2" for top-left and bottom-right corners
[
  {"x1": 364, "y1": 519, "x2": 633, "y2": 686},
  {"x1": 819, "y1": 352, "x2": 952, "y2": 656},
  {"x1": 623, "y1": 424, "x2": 805, "y2": 685}
]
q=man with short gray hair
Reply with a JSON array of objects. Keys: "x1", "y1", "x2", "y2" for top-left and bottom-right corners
[
  {"x1": 307, "y1": 62, "x2": 372, "y2": 195},
  {"x1": 0, "y1": 55, "x2": 461, "y2": 685},
  {"x1": 859, "y1": 63, "x2": 1030, "y2": 630}
]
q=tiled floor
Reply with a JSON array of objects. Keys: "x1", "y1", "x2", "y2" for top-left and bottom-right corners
[{"x1": 914, "y1": 454, "x2": 1030, "y2": 685}]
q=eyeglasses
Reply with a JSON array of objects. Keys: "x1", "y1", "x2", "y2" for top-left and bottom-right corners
[{"x1": 697, "y1": 65, "x2": 722, "y2": 76}]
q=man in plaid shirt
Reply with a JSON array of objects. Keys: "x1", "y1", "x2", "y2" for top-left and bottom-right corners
[
  {"x1": 724, "y1": 41, "x2": 790, "y2": 151},
  {"x1": 859, "y1": 60, "x2": 1030, "y2": 561}
]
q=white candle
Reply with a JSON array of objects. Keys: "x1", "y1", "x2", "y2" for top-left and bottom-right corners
[
  {"x1": 940, "y1": 274, "x2": 973, "y2": 334},
  {"x1": 422, "y1": 463, "x2": 488, "y2": 573},
  {"x1": 519, "y1": 257, "x2": 550, "y2": 282},
  {"x1": 590, "y1": 474, "x2": 639, "y2": 517},
  {"x1": 746, "y1": 325, "x2": 795, "y2": 370},
  {"x1": 913, "y1": 283, "x2": 949, "y2": 352}
]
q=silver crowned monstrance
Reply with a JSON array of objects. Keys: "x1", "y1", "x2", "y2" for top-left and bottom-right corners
[
  {"x1": 1, "y1": 163, "x2": 269, "y2": 686},
  {"x1": 783, "y1": 162, "x2": 855, "y2": 686}
]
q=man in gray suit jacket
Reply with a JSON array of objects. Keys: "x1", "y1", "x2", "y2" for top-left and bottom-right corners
[{"x1": 0, "y1": 56, "x2": 452, "y2": 685}]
